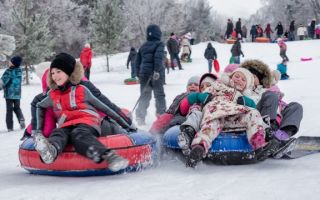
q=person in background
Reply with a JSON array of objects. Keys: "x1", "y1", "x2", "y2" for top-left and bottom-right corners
[
  {"x1": 0, "y1": 56, "x2": 25, "y2": 132},
  {"x1": 277, "y1": 38, "x2": 289, "y2": 62},
  {"x1": 127, "y1": 47, "x2": 137, "y2": 78},
  {"x1": 297, "y1": 24, "x2": 307, "y2": 40},
  {"x1": 80, "y1": 43, "x2": 93, "y2": 80},
  {"x1": 204, "y1": 42, "x2": 217, "y2": 73},
  {"x1": 231, "y1": 38, "x2": 244, "y2": 64}
]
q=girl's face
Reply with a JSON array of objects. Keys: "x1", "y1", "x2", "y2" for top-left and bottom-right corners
[
  {"x1": 187, "y1": 83, "x2": 199, "y2": 92},
  {"x1": 200, "y1": 82, "x2": 212, "y2": 92},
  {"x1": 231, "y1": 71, "x2": 247, "y2": 91},
  {"x1": 51, "y1": 68, "x2": 69, "y2": 86}
]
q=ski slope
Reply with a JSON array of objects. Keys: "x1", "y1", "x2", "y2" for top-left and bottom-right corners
[{"x1": 0, "y1": 39, "x2": 320, "y2": 200}]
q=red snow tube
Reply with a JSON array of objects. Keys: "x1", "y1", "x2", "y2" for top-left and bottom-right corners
[
  {"x1": 19, "y1": 132, "x2": 156, "y2": 176},
  {"x1": 226, "y1": 39, "x2": 236, "y2": 44},
  {"x1": 300, "y1": 57, "x2": 312, "y2": 61},
  {"x1": 255, "y1": 37, "x2": 270, "y2": 43}
]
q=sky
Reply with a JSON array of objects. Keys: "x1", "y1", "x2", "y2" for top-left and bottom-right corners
[
  {"x1": 210, "y1": 0, "x2": 263, "y2": 19},
  {"x1": 1, "y1": 38, "x2": 320, "y2": 200}
]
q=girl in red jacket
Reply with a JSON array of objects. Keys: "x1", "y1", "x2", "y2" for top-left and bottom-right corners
[
  {"x1": 80, "y1": 43, "x2": 93, "y2": 80},
  {"x1": 32, "y1": 53, "x2": 132, "y2": 172}
]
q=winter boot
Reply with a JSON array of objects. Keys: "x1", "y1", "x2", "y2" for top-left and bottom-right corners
[
  {"x1": 186, "y1": 145, "x2": 205, "y2": 168},
  {"x1": 8, "y1": 129, "x2": 13, "y2": 132},
  {"x1": 255, "y1": 139, "x2": 281, "y2": 161},
  {"x1": 136, "y1": 118, "x2": 146, "y2": 126},
  {"x1": 33, "y1": 133, "x2": 57, "y2": 164},
  {"x1": 102, "y1": 150, "x2": 129, "y2": 172},
  {"x1": 178, "y1": 126, "x2": 196, "y2": 156},
  {"x1": 273, "y1": 129, "x2": 290, "y2": 141},
  {"x1": 20, "y1": 120, "x2": 26, "y2": 129}
]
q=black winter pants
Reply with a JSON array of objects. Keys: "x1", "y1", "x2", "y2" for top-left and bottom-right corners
[
  {"x1": 135, "y1": 76, "x2": 166, "y2": 121},
  {"x1": 84, "y1": 68, "x2": 91, "y2": 80},
  {"x1": 48, "y1": 124, "x2": 108, "y2": 163},
  {"x1": 6, "y1": 99, "x2": 25, "y2": 130}
]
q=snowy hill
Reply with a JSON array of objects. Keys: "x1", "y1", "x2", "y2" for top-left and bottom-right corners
[{"x1": 1, "y1": 40, "x2": 320, "y2": 200}]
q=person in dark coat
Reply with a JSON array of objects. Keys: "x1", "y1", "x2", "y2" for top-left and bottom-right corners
[
  {"x1": 250, "y1": 25, "x2": 257, "y2": 42},
  {"x1": 310, "y1": 19, "x2": 316, "y2": 39},
  {"x1": 225, "y1": 19, "x2": 234, "y2": 39},
  {"x1": 275, "y1": 22, "x2": 284, "y2": 38},
  {"x1": 127, "y1": 47, "x2": 137, "y2": 78},
  {"x1": 204, "y1": 42, "x2": 217, "y2": 73},
  {"x1": 0, "y1": 56, "x2": 25, "y2": 132},
  {"x1": 135, "y1": 24, "x2": 166, "y2": 125},
  {"x1": 231, "y1": 39, "x2": 244, "y2": 64},
  {"x1": 166, "y1": 33, "x2": 183, "y2": 70},
  {"x1": 288, "y1": 20, "x2": 295, "y2": 41},
  {"x1": 235, "y1": 18, "x2": 242, "y2": 37}
]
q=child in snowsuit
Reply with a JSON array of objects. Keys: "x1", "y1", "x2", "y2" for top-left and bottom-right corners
[
  {"x1": 204, "y1": 42, "x2": 217, "y2": 73},
  {"x1": 277, "y1": 60, "x2": 289, "y2": 80},
  {"x1": 31, "y1": 53, "x2": 134, "y2": 172},
  {"x1": 0, "y1": 56, "x2": 25, "y2": 132},
  {"x1": 178, "y1": 69, "x2": 272, "y2": 167},
  {"x1": 240, "y1": 60, "x2": 303, "y2": 154},
  {"x1": 149, "y1": 75, "x2": 200, "y2": 134},
  {"x1": 277, "y1": 39, "x2": 289, "y2": 62}
]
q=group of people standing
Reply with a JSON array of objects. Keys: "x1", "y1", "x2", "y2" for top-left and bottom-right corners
[{"x1": 226, "y1": 18, "x2": 319, "y2": 43}]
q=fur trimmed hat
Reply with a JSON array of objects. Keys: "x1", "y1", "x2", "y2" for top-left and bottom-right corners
[
  {"x1": 240, "y1": 59, "x2": 272, "y2": 88},
  {"x1": 50, "y1": 53, "x2": 76, "y2": 76}
]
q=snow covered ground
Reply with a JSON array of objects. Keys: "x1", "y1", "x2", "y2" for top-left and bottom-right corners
[{"x1": 1, "y1": 40, "x2": 320, "y2": 200}]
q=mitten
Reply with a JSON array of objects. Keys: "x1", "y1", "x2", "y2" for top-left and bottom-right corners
[{"x1": 153, "y1": 72, "x2": 160, "y2": 80}]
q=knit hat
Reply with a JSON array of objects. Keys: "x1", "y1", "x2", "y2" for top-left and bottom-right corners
[
  {"x1": 187, "y1": 75, "x2": 200, "y2": 86},
  {"x1": 223, "y1": 64, "x2": 240, "y2": 73},
  {"x1": 10, "y1": 56, "x2": 22, "y2": 67},
  {"x1": 199, "y1": 73, "x2": 218, "y2": 86},
  {"x1": 231, "y1": 68, "x2": 254, "y2": 91},
  {"x1": 50, "y1": 53, "x2": 76, "y2": 76}
]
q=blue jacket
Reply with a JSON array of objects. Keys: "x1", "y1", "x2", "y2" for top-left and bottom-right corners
[
  {"x1": 0, "y1": 66, "x2": 23, "y2": 99},
  {"x1": 135, "y1": 24, "x2": 165, "y2": 78},
  {"x1": 277, "y1": 63, "x2": 287, "y2": 75}
]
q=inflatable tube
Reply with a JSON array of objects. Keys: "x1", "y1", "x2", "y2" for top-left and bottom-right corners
[
  {"x1": 162, "y1": 126, "x2": 256, "y2": 165},
  {"x1": 124, "y1": 78, "x2": 139, "y2": 85},
  {"x1": 226, "y1": 39, "x2": 236, "y2": 44},
  {"x1": 19, "y1": 131, "x2": 157, "y2": 176},
  {"x1": 300, "y1": 57, "x2": 312, "y2": 62},
  {"x1": 255, "y1": 37, "x2": 270, "y2": 43}
]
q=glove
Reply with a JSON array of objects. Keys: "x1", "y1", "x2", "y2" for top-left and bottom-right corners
[
  {"x1": 237, "y1": 96, "x2": 256, "y2": 108},
  {"x1": 199, "y1": 92, "x2": 213, "y2": 106},
  {"x1": 241, "y1": 53, "x2": 245, "y2": 58},
  {"x1": 127, "y1": 123, "x2": 137, "y2": 132},
  {"x1": 153, "y1": 72, "x2": 160, "y2": 80}
]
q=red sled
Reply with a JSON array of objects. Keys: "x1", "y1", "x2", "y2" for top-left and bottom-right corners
[
  {"x1": 300, "y1": 57, "x2": 312, "y2": 62},
  {"x1": 213, "y1": 59, "x2": 220, "y2": 73}
]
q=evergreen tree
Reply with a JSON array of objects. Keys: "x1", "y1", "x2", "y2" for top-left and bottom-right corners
[
  {"x1": 92, "y1": 0, "x2": 125, "y2": 72},
  {"x1": 11, "y1": 0, "x2": 53, "y2": 84}
]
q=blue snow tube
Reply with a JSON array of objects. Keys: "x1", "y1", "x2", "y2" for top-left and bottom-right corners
[{"x1": 162, "y1": 125, "x2": 256, "y2": 165}]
